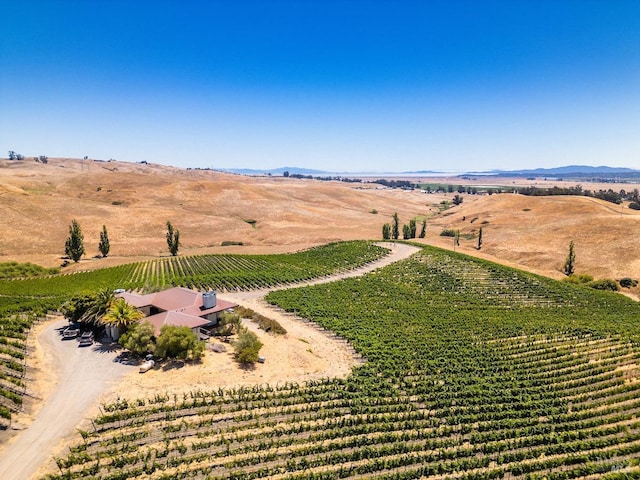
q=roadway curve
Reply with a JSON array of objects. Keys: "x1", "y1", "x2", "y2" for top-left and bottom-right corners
[{"x1": 0, "y1": 241, "x2": 420, "y2": 480}]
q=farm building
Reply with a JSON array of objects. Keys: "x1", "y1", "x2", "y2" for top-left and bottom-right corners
[{"x1": 115, "y1": 287, "x2": 236, "y2": 340}]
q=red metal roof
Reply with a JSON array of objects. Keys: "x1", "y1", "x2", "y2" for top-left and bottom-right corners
[
  {"x1": 115, "y1": 287, "x2": 237, "y2": 334},
  {"x1": 146, "y1": 311, "x2": 211, "y2": 336},
  {"x1": 150, "y1": 287, "x2": 200, "y2": 312},
  {"x1": 118, "y1": 291, "x2": 156, "y2": 308}
]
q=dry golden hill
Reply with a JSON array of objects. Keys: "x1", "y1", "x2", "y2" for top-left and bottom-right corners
[
  {"x1": 425, "y1": 193, "x2": 640, "y2": 283},
  {"x1": 0, "y1": 158, "x2": 433, "y2": 268},
  {"x1": 1, "y1": 157, "x2": 639, "y2": 293}
]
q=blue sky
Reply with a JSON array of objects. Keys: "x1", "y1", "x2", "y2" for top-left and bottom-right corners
[{"x1": 1, "y1": 1, "x2": 639, "y2": 172}]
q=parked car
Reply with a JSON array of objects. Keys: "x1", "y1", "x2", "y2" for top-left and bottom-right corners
[
  {"x1": 78, "y1": 331, "x2": 94, "y2": 346},
  {"x1": 62, "y1": 325, "x2": 80, "y2": 339}
]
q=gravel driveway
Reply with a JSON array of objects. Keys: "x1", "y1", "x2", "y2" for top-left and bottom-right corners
[{"x1": 0, "y1": 320, "x2": 134, "y2": 480}]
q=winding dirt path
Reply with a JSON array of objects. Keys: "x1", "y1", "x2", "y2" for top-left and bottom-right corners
[
  {"x1": 223, "y1": 241, "x2": 421, "y2": 302},
  {"x1": 0, "y1": 242, "x2": 420, "y2": 480},
  {"x1": 0, "y1": 322, "x2": 134, "y2": 480}
]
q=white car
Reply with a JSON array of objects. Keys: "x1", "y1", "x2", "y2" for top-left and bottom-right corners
[{"x1": 78, "y1": 331, "x2": 94, "y2": 346}]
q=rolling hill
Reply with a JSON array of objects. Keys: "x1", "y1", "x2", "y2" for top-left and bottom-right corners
[{"x1": 1, "y1": 157, "x2": 640, "y2": 290}]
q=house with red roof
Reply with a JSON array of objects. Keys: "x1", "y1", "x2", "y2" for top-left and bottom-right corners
[{"x1": 116, "y1": 287, "x2": 237, "y2": 340}]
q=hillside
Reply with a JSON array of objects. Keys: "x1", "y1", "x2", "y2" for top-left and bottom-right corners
[
  {"x1": 426, "y1": 194, "x2": 640, "y2": 283},
  {"x1": 1, "y1": 157, "x2": 640, "y2": 288},
  {"x1": 0, "y1": 158, "x2": 429, "y2": 268}
]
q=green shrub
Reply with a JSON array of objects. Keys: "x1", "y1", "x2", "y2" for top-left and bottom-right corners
[
  {"x1": 231, "y1": 307, "x2": 286, "y2": 335},
  {"x1": 221, "y1": 241, "x2": 244, "y2": 246},
  {"x1": 119, "y1": 320, "x2": 155, "y2": 355},
  {"x1": 619, "y1": 277, "x2": 638, "y2": 288},
  {"x1": 587, "y1": 278, "x2": 620, "y2": 292},
  {"x1": 233, "y1": 328, "x2": 263, "y2": 365},
  {"x1": 217, "y1": 311, "x2": 242, "y2": 337},
  {"x1": 251, "y1": 312, "x2": 287, "y2": 335},
  {"x1": 562, "y1": 274, "x2": 593, "y2": 285},
  {"x1": 440, "y1": 229, "x2": 456, "y2": 237},
  {"x1": 155, "y1": 325, "x2": 205, "y2": 360}
]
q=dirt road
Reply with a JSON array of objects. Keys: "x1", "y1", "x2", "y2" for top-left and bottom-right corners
[
  {"x1": 0, "y1": 241, "x2": 420, "y2": 480},
  {"x1": 0, "y1": 321, "x2": 134, "y2": 480},
  {"x1": 222, "y1": 241, "x2": 421, "y2": 302}
]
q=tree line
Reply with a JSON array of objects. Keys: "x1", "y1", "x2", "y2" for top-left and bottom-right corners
[
  {"x1": 517, "y1": 185, "x2": 640, "y2": 207},
  {"x1": 64, "y1": 220, "x2": 181, "y2": 264},
  {"x1": 382, "y1": 213, "x2": 426, "y2": 241}
]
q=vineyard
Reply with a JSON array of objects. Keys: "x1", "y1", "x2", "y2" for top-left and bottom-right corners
[
  {"x1": 43, "y1": 246, "x2": 640, "y2": 479},
  {"x1": 0, "y1": 241, "x2": 386, "y2": 427},
  {"x1": 0, "y1": 241, "x2": 386, "y2": 301}
]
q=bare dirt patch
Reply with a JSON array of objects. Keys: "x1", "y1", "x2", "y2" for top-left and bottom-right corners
[{"x1": 102, "y1": 242, "x2": 420, "y2": 402}]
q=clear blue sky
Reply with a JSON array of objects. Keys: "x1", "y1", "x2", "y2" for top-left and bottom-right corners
[{"x1": 1, "y1": 1, "x2": 639, "y2": 172}]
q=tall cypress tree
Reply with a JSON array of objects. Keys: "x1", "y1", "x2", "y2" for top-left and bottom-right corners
[
  {"x1": 98, "y1": 225, "x2": 110, "y2": 258},
  {"x1": 409, "y1": 219, "x2": 417, "y2": 238},
  {"x1": 382, "y1": 223, "x2": 391, "y2": 240},
  {"x1": 65, "y1": 219, "x2": 85, "y2": 262},
  {"x1": 563, "y1": 241, "x2": 576, "y2": 275},
  {"x1": 166, "y1": 221, "x2": 180, "y2": 256},
  {"x1": 419, "y1": 219, "x2": 427, "y2": 238},
  {"x1": 392, "y1": 213, "x2": 399, "y2": 240}
]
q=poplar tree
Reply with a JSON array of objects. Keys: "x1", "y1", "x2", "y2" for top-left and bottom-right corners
[
  {"x1": 65, "y1": 219, "x2": 85, "y2": 262},
  {"x1": 166, "y1": 221, "x2": 180, "y2": 256},
  {"x1": 382, "y1": 223, "x2": 391, "y2": 240},
  {"x1": 419, "y1": 219, "x2": 427, "y2": 238},
  {"x1": 563, "y1": 241, "x2": 576, "y2": 275},
  {"x1": 392, "y1": 213, "x2": 399, "y2": 240},
  {"x1": 98, "y1": 225, "x2": 110, "y2": 257},
  {"x1": 409, "y1": 219, "x2": 417, "y2": 238}
]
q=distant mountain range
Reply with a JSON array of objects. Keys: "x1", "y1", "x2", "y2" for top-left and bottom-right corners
[
  {"x1": 219, "y1": 166, "x2": 329, "y2": 176},
  {"x1": 486, "y1": 165, "x2": 640, "y2": 177},
  {"x1": 220, "y1": 165, "x2": 639, "y2": 178}
]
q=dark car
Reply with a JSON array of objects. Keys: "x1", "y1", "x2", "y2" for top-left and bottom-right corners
[{"x1": 78, "y1": 331, "x2": 94, "y2": 346}]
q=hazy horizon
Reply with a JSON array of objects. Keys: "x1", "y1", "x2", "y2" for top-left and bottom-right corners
[{"x1": 2, "y1": 1, "x2": 639, "y2": 172}]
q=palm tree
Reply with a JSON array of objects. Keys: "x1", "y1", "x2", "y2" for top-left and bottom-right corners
[
  {"x1": 101, "y1": 298, "x2": 144, "y2": 341},
  {"x1": 81, "y1": 288, "x2": 115, "y2": 325}
]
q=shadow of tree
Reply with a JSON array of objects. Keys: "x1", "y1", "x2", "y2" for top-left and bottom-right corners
[
  {"x1": 238, "y1": 362, "x2": 257, "y2": 372},
  {"x1": 92, "y1": 341, "x2": 122, "y2": 354},
  {"x1": 161, "y1": 360, "x2": 185, "y2": 371}
]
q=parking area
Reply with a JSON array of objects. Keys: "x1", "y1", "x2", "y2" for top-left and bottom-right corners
[{"x1": 0, "y1": 318, "x2": 133, "y2": 480}]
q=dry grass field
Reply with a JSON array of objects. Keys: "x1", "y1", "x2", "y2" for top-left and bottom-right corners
[{"x1": 1, "y1": 157, "x2": 640, "y2": 289}]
